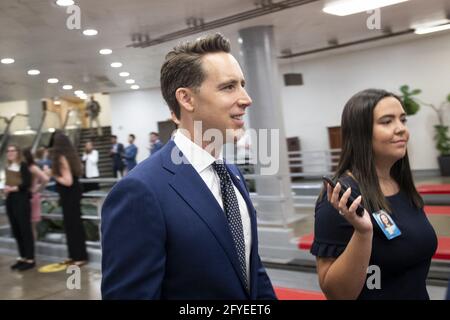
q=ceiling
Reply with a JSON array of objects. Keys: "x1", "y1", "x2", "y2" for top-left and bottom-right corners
[{"x1": 0, "y1": 0, "x2": 449, "y2": 102}]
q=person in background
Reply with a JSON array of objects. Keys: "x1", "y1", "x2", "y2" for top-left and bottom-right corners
[
  {"x1": 123, "y1": 134, "x2": 138, "y2": 174},
  {"x1": 35, "y1": 147, "x2": 56, "y2": 192},
  {"x1": 48, "y1": 132, "x2": 88, "y2": 266},
  {"x1": 109, "y1": 135, "x2": 125, "y2": 178},
  {"x1": 85, "y1": 95, "x2": 103, "y2": 136},
  {"x1": 4, "y1": 144, "x2": 34, "y2": 271},
  {"x1": 35, "y1": 147, "x2": 52, "y2": 170},
  {"x1": 82, "y1": 140, "x2": 100, "y2": 192},
  {"x1": 23, "y1": 148, "x2": 49, "y2": 241},
  {"x1": 149, "y1": 132, "x2": 163, "y2": 157}
]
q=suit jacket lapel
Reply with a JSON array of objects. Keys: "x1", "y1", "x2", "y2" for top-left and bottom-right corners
[{"x1": 162, "y1": 142, "x2": 249, "y2": 295}]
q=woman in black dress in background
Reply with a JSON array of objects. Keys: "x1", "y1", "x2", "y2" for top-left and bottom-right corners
[
  {"x1": 49, "y1": 132, "x2": 88, "y2": 266},
  {"x1": 312, "y1": 89, "x2": 437, "y2": 299},
  {"x1": 4, "y1": 144, "x2": 34, "y2": 271}
]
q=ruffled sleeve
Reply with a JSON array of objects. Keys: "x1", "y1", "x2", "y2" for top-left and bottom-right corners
[
  {"x1": 310, "y1": 179, "x2": 359, "y2": 258},
  {"x1": 310, "y1": 240, "x2": 347, "y2": 258}
]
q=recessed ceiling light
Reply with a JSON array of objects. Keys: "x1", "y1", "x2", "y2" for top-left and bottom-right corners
[
  {"x1": 83, "y1": 29, "x2": 98, "y2": 36},
  {"x1": 74, "y1": 90, "x2": 84, "y2": 95},
  {"x1": 1, "y1": 58, "x2": 15, "y2": 64},
  {"x1": 125, "y1": 79, "x2": 135, "y2": 84},
  {"x1": 111, "y1": 62, "x2": 122, "y2": 68},
  {"x1": 48, "y1": 78, "x2": 59, "y2": 84},
  {"x1": 63, "y1": 85, "x2": 73, "y2": 90},
  {"x1": 131, "y1": 85, "x2": 140, "y2": 90},
  {"x1": 56, "y1": 0, "x2": 74, "y2": 6},
  {"x1": 119, "y1": 72, "x2": 130, "y2": 77},
  {"x1": 99, "y1": 49, "x2": 112, "y2": 55},
  {"x1": 323, "y1": 0, "x2": 409, "y2": 16},
  {"x1": 27, "y1": 69, "x2": 40, "y2": 75}
]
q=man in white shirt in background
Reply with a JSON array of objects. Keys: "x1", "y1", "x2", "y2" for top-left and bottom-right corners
[{"x1": 82, "y1": 141, "x2": 100, "y2": 192}]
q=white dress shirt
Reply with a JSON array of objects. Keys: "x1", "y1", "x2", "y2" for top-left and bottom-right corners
[
  {"x1": 82, "y1": 149, "x2": 99, "y2": 178},
  {"x1": 174, "y1": 130, "x2": 252, "y2": 283}
]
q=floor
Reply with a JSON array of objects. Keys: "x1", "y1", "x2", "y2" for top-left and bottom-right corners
[
  {"x1": 0, "y1": 253, "x2": 447, "y2": 300},
  {"x1": 0, "y1": 254, "x2": 101, "y2": 300}
]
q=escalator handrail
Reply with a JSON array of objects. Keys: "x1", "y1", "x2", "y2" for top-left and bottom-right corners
[
  {"x1": 31, "y1": 110, "x2": 47, "y2": 153},
  {"x1": 0, "y1": 113, "x2": 30, "y2": 155}
]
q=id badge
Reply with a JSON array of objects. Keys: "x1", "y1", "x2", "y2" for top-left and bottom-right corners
[{"x1": 372, "y1": 210, "x2": 401, "y2": 240}]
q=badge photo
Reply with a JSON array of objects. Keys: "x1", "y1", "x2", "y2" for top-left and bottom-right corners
[{"x1": 372, "y1": 210, "x2": 402, "y2": 240}]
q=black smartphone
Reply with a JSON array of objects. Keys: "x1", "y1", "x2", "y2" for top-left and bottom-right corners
[{"x1": 322, "y1": 176, "x2": 365, "y2": 217}]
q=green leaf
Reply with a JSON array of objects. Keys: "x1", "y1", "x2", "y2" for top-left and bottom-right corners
[
  {"x1": 400, "y1": 85, "x2": 409, "y2": 94},
  {"x1": 447, "y1": 93, "x2": 450, "y2": 103},
  {"x1": 403, "y1": 97, "x2": 420, "y2": 115},
  {"x1": 411, "y1": 89, "x2": 421, "y2": 95}
]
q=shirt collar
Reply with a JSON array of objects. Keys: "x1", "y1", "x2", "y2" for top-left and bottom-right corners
[{"x1": 173, "y1": 130, "x2": 222, "y2": 174}]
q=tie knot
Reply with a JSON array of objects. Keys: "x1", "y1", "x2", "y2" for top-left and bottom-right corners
[{"x1": 212, "y1": 161, "x2": 228, "y2": 178}]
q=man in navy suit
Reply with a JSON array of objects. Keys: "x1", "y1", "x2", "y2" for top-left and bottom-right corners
[
  {"x1": 123, "y1": 134, "x2": 138, "y2": 173},
  {"x1": 101, "y1": 33, "x2": 276, "y2": 300}
]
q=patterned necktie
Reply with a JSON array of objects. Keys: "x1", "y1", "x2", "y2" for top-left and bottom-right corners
[{"x1": 212, "y1": 161, "x2": 248, "y2": 290}]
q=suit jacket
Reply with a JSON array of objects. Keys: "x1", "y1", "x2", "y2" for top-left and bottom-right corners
[
  {"x1": 150, "y1": 140, "x2": 163, "y2": 156},
  {"x1": 123, "y1": 144, "x2": 138, "y2": 170},
  {"x1": 110, "y1": 143, "x2": 124, "y2": 169},
  {"x1": 101, "y1": 140, "x2": 276, "y2": 300},
  {"x1": 446, "y1": 280, "x2": 450, "y2": 300}
]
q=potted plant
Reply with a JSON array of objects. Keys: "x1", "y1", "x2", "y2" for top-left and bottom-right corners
[{"x1": 399, "y1": 85, "x2": 450, "y2": 176}]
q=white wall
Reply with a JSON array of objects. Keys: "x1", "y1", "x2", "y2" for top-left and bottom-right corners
[
  {"x1": 109, "y1": 89, "x2": 171, "y2": 163},
  {"x1": 280, "y1": 32, "x2": 450, "y2": 171}
]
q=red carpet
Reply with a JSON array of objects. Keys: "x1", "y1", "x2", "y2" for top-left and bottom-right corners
[
  {"x1": 434, "y1": 237, "x2": 450, "y2": 260},
  {"x1": 424, "y1": 206, "x2": 450, "y2": 215},
  {"x1": 274, "y1": 286, "x2": 325, "y2": 300},
  {"x1": 298, "y1": 233, "x2": 314, "y2": 250},
  {"x1": 417, "y1": 184, "x2": 450, "y2": 195}
]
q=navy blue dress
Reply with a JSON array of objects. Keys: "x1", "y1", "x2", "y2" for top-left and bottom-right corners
[{"x1": 311, "y1": 176, "x2": 438, "y2": 299}]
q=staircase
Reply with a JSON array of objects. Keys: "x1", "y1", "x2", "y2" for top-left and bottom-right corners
[{"x1": 77, "y1": 126, "x2": 114, "y2": 177}]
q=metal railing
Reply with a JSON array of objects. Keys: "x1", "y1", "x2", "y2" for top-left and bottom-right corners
[
  {"x1": 31, "y1": 110, "x2": 48, "y2": 153},
  {"x1": 0, "y1": 113, "x2": 30, "y2": 156},
  {"x1": 0, "y1": 113, "x2": 28, "y2": 165},
  {"x1": 63, "y1": 108, "x2": 83, "y2": 148}
]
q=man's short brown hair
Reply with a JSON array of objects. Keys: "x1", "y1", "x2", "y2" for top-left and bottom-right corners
[{"x1": 160, "y1": 33, "x2": 231, "y2": 120}]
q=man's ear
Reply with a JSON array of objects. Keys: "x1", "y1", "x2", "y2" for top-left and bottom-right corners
[
  {"x1": 175, "y1": 88, "x2": 195, "y2": 113},
  {"x1": 170, "y1": 111, "x2": 180, "y2": 126}
]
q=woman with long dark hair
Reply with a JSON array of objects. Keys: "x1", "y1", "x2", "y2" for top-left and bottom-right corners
[
  {"x1": 312, "y1": 89, "x2": 437, "y2": 299},
  {"x1": 48, "y1": 132, "x2": 88, "y2": 266},
  {"x1": 4, "y1": 144, "x2": 34, "y2": 271}
]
